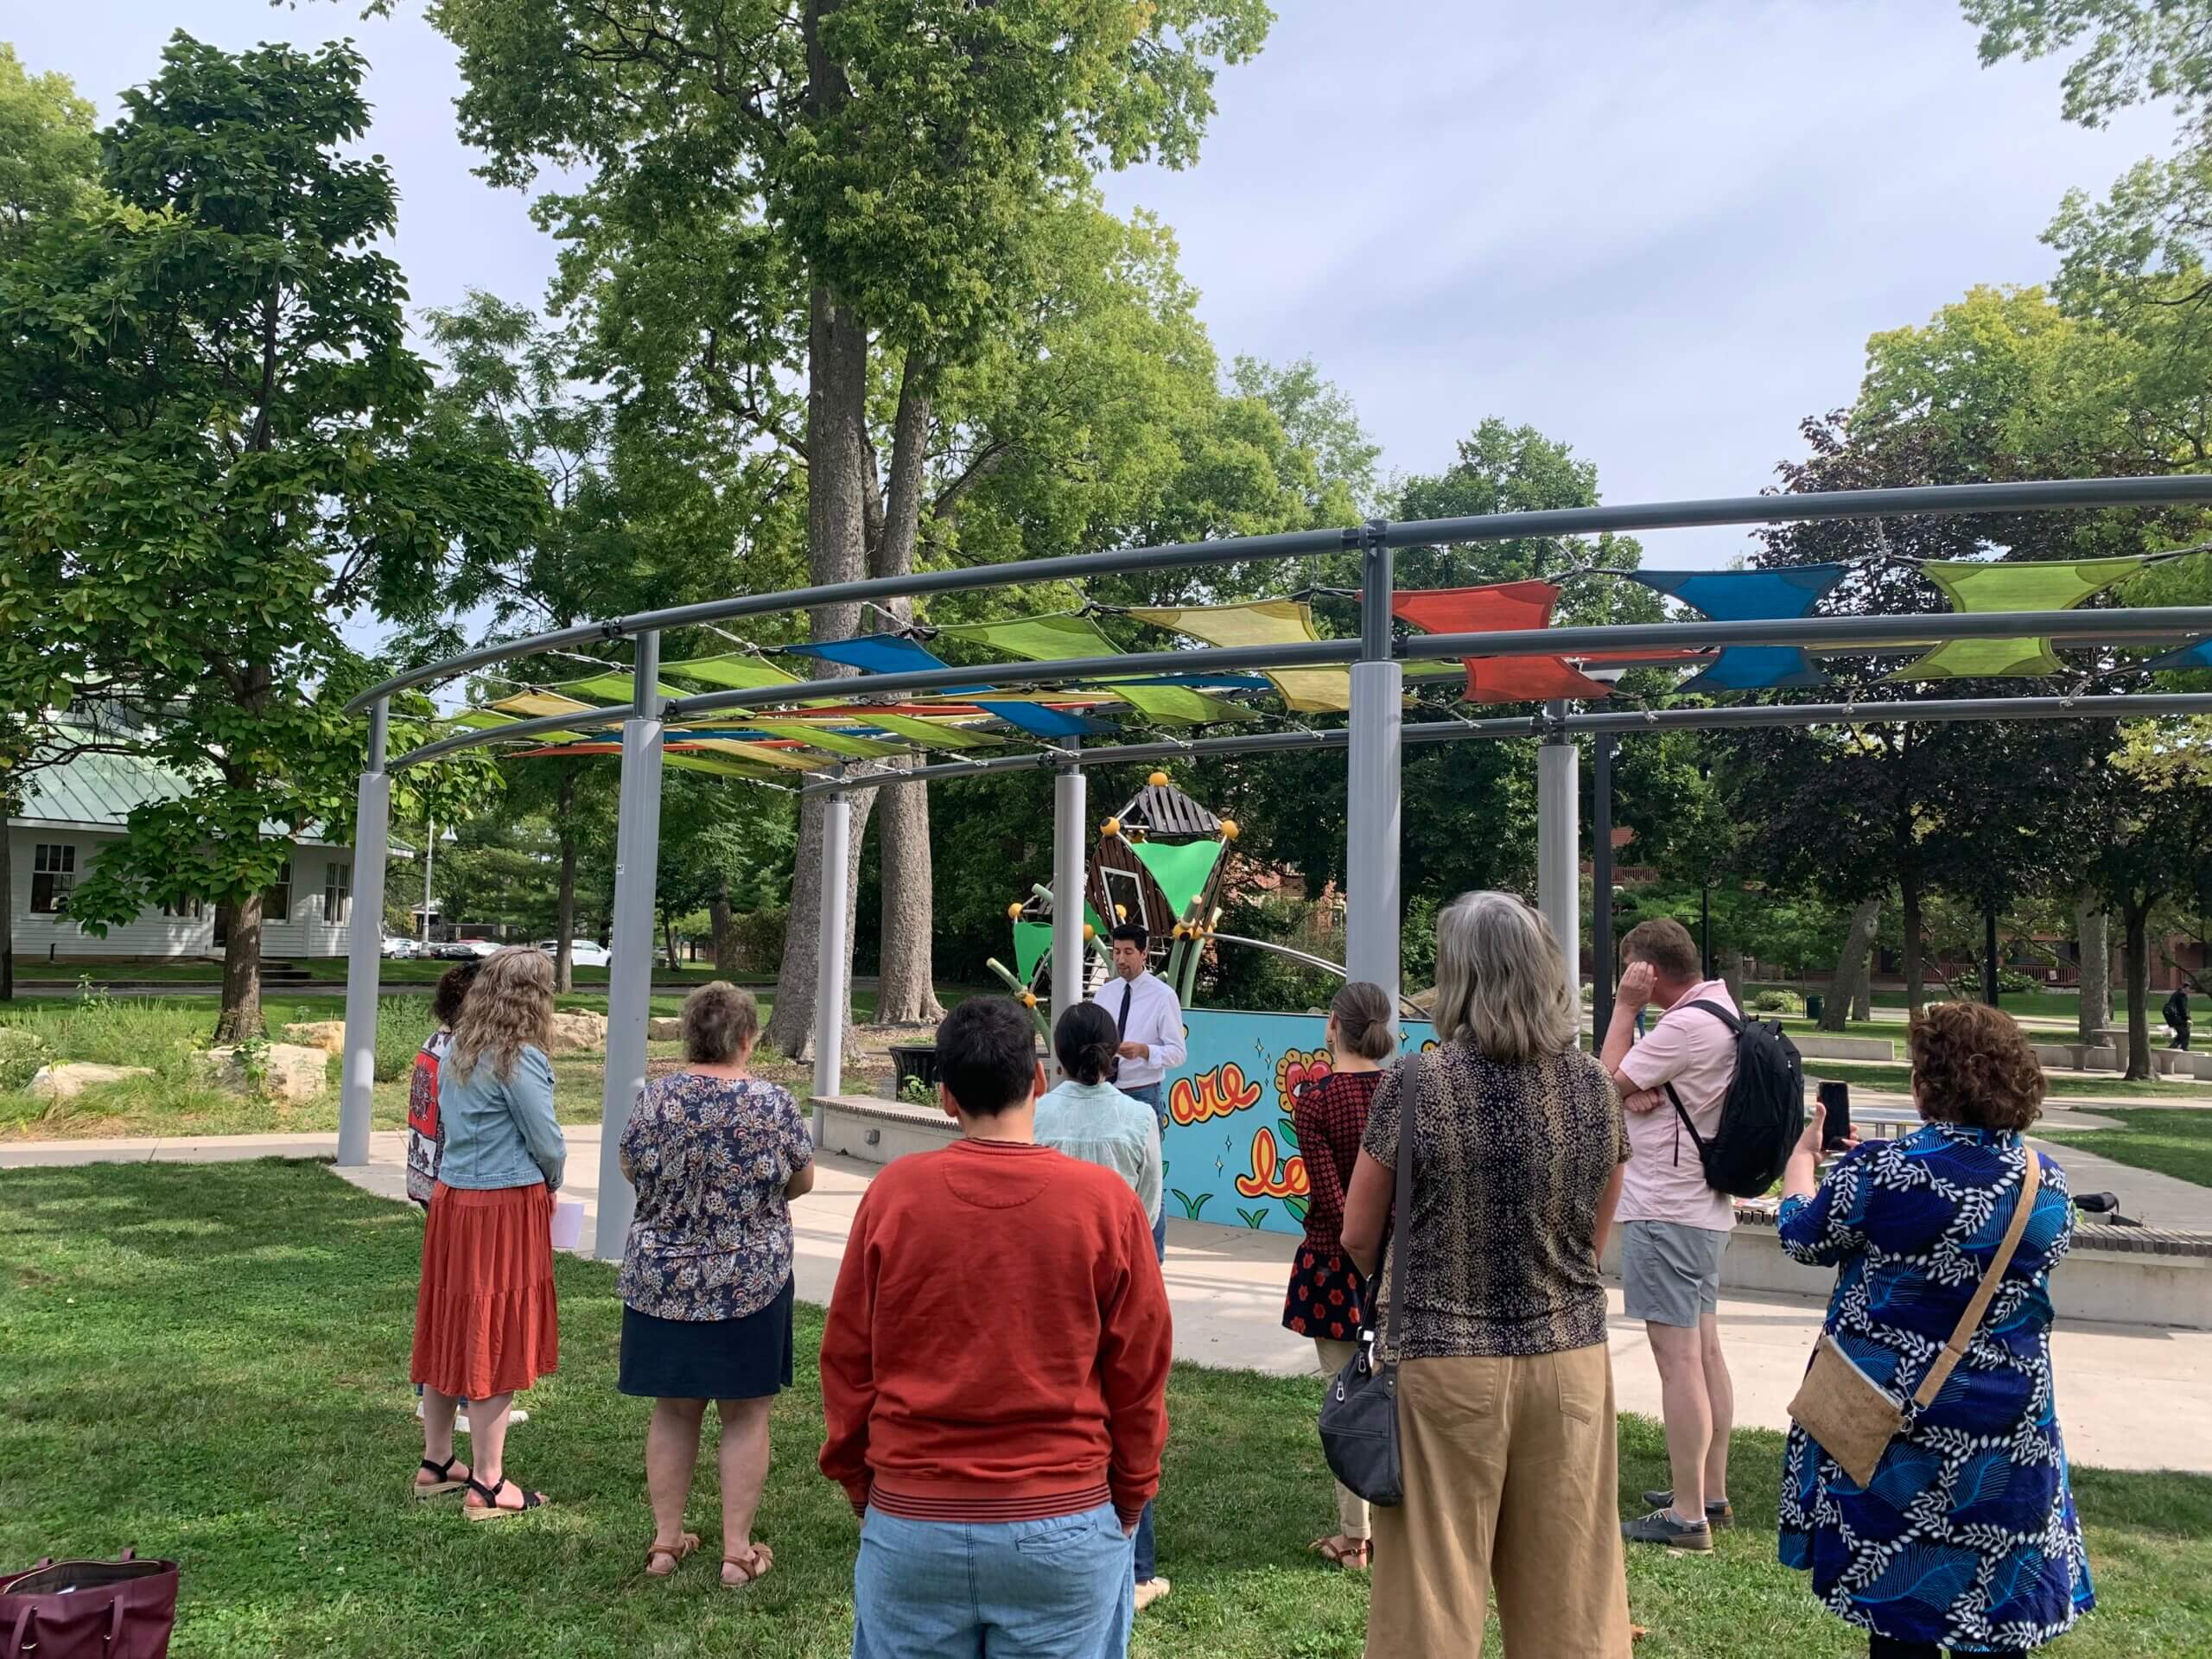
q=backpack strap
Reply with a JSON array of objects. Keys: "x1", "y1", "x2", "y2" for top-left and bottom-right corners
[
  {"x1": 1650, "y1": 998, "x2": 1739, "y2": 1161},
  {"x1": 1682, "y1": 998, "x2": 1743, "y2": 1033}
]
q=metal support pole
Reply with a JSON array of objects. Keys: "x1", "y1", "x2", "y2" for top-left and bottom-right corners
[
  {"x1": 1592, "y1": 734, "x2": 1617, "y2": 1044},
  {"x1": 419, "y1": 817, "x2": 434, "y2": 944},
  {"x1": 1536, "y1": 702, "x2": 1581, "y2": 1014},
  {"x1": 1985, "y1": 905, "x2": 2001, "y2": 1007},
  {"x1": 336, "y1": 699, "x2": 391, "y2": 1168},
  {"x1": 1345, "y1": 522, "x2": 1402, "y2": 1013},
  {"x1": 594, "y1": 633, "x2": 664, "y2": 1261},
  {"x1": 1701, "y1": 887, "x2": 1713, "y2": 981},
  {"x1": 1052, "y1": 753, "x2": 1087, "y2": 1073},
  {"x1": 811, "y1": 790, "x2": 855, "y2": 1142}
]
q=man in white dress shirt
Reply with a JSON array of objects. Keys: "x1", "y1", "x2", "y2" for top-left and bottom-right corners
[{"x1": 1095, "y1": 920, "x2": 1185, "y2": 1612}]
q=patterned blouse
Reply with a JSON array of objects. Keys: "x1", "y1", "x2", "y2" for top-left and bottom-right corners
[
  {"x1": 1361, "y1": 1039, "x2": 1627, "y2": 1358},
  {"x1": 1292, "y1": 1069, "x2": 1380, "y2": 1255},
  {"x1": 618, "y1": 1072, "x2": 814, "y2": 1322}
]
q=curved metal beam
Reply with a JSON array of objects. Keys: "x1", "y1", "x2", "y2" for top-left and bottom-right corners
[
  {"x1": 792, "y1": 691, "x2": 2212, "y2": 797},
  {"x1": 347, "y1": 474, "x2": 2212, "y2": 712}
]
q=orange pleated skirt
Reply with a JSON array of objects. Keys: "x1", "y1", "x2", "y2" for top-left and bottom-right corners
[{"x1": 411, "y1": 1181, "x2": 560, "y2": 1400}]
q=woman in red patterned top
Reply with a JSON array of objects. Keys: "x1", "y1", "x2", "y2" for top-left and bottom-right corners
[{"x1": 1284, "y1": 979, "x2": 1396, "y2": 1570}]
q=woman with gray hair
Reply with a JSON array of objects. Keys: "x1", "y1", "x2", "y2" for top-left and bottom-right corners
[
  {"x1": 618, "y1": 981, "x2": 816, "y2": 1586},
  {"x1": 1341, "y1": 891, "x2": 1631, "y2": 1657}
]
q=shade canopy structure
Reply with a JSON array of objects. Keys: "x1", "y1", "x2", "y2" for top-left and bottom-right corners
[{"x1": 332, "y1": 474, "x2": 2212, "y2": 1259}]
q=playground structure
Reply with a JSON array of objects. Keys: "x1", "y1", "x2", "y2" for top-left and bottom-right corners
[{"x1": 339, "y1": 474, "x2": 2212, "y2": 1259}]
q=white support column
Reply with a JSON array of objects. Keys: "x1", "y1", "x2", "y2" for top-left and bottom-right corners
[
  {"x1": 1536, "y1": 702, "x2": 1581, "y2": 1014},
  {"x1": 336, "y1": 699, "x2": 390, "y2": 1168},
  {"x1": 594, "y1": 635, "x2": 664, "y2": 1262},
  {"x1": 1345, "y1": 523, "x2": 1402, "y2": 1014},
  {"x1": 810, "y1": 788, "x2": 854, "y2": 1143},
  {"x1": 1051, "y1": 760, "x2": 1087, "y2": 1071}
]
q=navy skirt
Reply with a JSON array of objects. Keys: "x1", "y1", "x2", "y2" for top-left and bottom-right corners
[{"x1": 619, "y1": 1276, "x2": 795, "y2": 1400}]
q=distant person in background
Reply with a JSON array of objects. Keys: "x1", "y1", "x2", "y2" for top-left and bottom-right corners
[
  {"x1": 1284, "y1": 979, "x2": 1395, "y2": 1573},
  {"x1": 1036, "y1": 1000, "x2": 1166, "y2": 1605},
  {"x1": 620, "y1": 981, "x2": 815, "y2": 1586},
  {"x1": 2164, "y1": 984, "x2": 2191, "y2": 1051},
  {"x1": 410, "y1": 946, "x2": 564, "y2": 1519},
  {"x1": 1778, "y1": 1001, "x2": 2091, "y2": 1659},
  {"x1": 406, "y1": 960, "x2": 511, "y2": 1439},
  {"x1": 1090, "y1": 921, "x2": 1185, "y2": 1611}
]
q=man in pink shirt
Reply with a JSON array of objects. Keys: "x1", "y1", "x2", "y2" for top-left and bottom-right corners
[{"x1": 1601, "y1": 917, "x2": 1738, "y2": 1552}]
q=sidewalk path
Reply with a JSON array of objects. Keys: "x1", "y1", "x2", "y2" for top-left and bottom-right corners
[{"x1": 5, "y1": 1128, "x2": 2209, "y2": 1474}]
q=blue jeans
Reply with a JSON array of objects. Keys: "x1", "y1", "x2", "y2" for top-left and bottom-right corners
[{"x1": 853, "y1": 1503, "x2": 1135, "y2": 1659}]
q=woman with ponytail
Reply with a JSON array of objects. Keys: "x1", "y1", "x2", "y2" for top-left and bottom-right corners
[
  {"x1": 1286, "y1": 979, "x2": 1396, "y2": 1571},
  {"x1": 1034, "y1": 1001, "x2": 1163, "y2": 1235}
]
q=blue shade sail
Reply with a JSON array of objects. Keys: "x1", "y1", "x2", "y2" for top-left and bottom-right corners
[
  {"x1": 783, "y1": 635, "x2": 987, "y2": 691},
  {"x1": 2145, "y1": 639, "x2": 2212, "y2": 671},
  {"x1": 1629, "y1": 565, "x2": 1850, "y2": 691},
  {"x1": 972, "y1": 701, "x2": 1118, "y2": 738}
]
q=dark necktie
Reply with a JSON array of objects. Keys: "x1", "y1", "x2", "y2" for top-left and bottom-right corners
[{"x1": 1118, "y1": 981, "x2": 1134, "y2": 1039}]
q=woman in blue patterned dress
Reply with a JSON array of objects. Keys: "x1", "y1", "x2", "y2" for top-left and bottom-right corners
[
  {"x1": 1777, "y1": 1001, "x2": 2091, "y2": 1659},
  {"x1": 619, "y1": 982, "x2": 815, "y2": 1586}
]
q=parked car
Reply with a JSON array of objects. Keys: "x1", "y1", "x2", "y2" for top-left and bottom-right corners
[
  {"x1": 381, "y1": 935, "x2": 419, "y2": 959},
  {"x1": 434, "y1": 938, "x2": 501, "y2": 960},
  {"x1": 538, "y1": 939, "x2": 611, "y2": 968}
]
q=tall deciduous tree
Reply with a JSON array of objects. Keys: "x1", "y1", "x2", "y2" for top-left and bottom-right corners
[
  {"x1": 0, "y1": 35, "x2": 541, "y2": 1037},
  {"x1": 420, "y1": 0, "x2": 1271, "y2": 1058}
]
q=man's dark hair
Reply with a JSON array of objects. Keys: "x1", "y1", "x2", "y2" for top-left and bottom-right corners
[
  {"x1": 431, "y1": 959, "x2": 481, "y2": 1028},
  {"x1": 1110, "y1": 921, "x2": 1149, "y2": 952},
  {"x1": 935, "y1": 997, "x2": 1039, "y2": 1117}
]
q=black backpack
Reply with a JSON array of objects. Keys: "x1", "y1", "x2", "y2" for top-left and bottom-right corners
[{"x1": 1661, "y1": 1000, "x2": 1805, "y2": 1198}]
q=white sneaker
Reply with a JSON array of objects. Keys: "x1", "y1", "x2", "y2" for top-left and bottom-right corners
[{"x1": 1135, "y1": 1578, "x2": 1172, "y2": 1613}]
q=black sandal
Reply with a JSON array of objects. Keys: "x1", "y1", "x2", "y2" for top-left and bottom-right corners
[
  {"x1": 413, "y1": 1456, "x2": 468, "y2": 1500},
  {"x1": 465, "y1": 1474, "x2": 550, "y2": 1522}
]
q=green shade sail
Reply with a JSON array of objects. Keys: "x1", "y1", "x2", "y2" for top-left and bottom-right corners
[
  {"x1": 660, "y1": 653, "x2": 804, "y2": 691},
  {"x1": 1102, "y1": 683, "x2": 1256, "y2": 726},
  {"x1": 1013, "y1": 920, "x2": 1055, "y2": 983},
  {"x1": 551, "y1": 672, "x2": 690, "y2": 704},
  {"x1": 933, "y1": 614, "x2": 1122, "y2": 662},
  {"x1": 1131, "y1": 837, "x2": 1224, "y2": 916},
  {"x1": 1127, "y1": 601, "x2": 1350, "y2": 712},
  {"x1": 848, "y1": 712, "x2": 1001, "y2": 749},
  {"x1": 1891, "y1": 556, "x2": 2147, "y2": 682},
  {"x1": 747, "y1": 722, "x2": 904, "y2": 759}
]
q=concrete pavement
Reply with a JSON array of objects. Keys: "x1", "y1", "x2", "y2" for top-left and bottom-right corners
[{"x1": 4, "y1": 1125, "x2": 2209, "y2": 1474}]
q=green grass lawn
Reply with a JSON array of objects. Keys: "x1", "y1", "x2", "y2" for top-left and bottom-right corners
[
  {"x1": 17, "y1": 958, "x2": 757, "y2": 987},
  {"x1": 1800, "y1": 1059, "x2": 2211, "y2": 1103},
  {"x1": 2038, "y1": 1107, "x2": 2212, "y2": 1190},
  {"x1": 2, "y1": 1160, "x2": 2207, "y2": 1658}
]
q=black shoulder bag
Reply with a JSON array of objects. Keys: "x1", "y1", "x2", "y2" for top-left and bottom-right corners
[{"x1": 1316, "y1": 1049, "x2": 1420, "y2": 1507}]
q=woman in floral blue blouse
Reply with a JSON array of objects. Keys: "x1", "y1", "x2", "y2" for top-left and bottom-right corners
[
  {"x1": 619, "y1": 981, "x2": 816, "y2": 1587},
  {"x1": 1777, "y1": 1001, "x2": 2090, "y2": 1659}
]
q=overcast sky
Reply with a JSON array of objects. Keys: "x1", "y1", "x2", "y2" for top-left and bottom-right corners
[{"x1": 13, "y1": 1, "x2": 2173, "y2": 574}]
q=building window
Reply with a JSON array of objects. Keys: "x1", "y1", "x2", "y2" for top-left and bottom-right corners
[
  {"x1": 264, "y1": 860, "x2": 292, "y2": 923},
  {"x1": 29, "y1": 844, "x2": 75, "y2": 914},
  {"x1": 322, "y1": 858, "x2": 351, "y2": 925},
  {"x1": 161, "y1": 896, "x2": 205, "y2": 920}
]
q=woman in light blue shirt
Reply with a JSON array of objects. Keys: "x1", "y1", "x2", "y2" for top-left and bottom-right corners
[
  {"x1": 1034, "y1": 1001, "x2": 1163, "y2": 1228},
  {"x1": 410, "y1": 946, "x2": 565, "y2": 1521}
]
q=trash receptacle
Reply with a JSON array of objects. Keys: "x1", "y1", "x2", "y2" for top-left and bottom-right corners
[{"x1": 1805, "y1": 994, "x2": 1825, "y2": 1022}]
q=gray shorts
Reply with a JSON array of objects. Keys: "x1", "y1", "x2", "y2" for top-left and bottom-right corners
[{"x1": 1621, "y1": 1220, "x2": 1727, "y2": 1327}]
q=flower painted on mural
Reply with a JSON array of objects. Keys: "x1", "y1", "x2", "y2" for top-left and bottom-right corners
[
  {"x1": 1275, "y1": 1046, "x2": 1333, "y2": 1106},
  {"x1": 1168, "y1": 1062, "x2": 1263, "y2": 1126},
  {"x1": 1235, "y1": 1125, "x2": 1310, "y2": 1199}
]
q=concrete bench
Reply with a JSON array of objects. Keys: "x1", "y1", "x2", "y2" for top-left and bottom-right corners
[
  {"x1": 2034, "y1": 1042, "x2": 2119, "y2": 1073},
  {"x1": 1791, "y1": 1033, "x2": 1895, "y2": 1062}
]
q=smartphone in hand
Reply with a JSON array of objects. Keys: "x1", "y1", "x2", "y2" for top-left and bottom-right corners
[{"x1": 1816, "y1": 1080, "x2": 1853, "y2": 1152}]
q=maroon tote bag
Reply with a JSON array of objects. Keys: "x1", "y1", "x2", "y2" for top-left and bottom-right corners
[{"x1": 0, "y1": 1550, "x2": 176, "y2": 1659}]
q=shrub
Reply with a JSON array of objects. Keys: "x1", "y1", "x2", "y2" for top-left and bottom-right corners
[
  {"x1": 725, "y1": 907, "x2": 789, "y2": 975},
  {"x1": 373, "y1": 995, "x2": 438, "y2": 1083},
  {"x1": 0, "y1": 996, "x2": 203, "y2": 1078},
  {"x1": 1750, "y1": 989, "x2": 1805, "y2": 1016},
  {"x1": 0, "y1": 1026, "x2": 49, "y2": 1091}
]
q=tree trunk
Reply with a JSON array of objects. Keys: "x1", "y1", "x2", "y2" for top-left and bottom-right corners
[
  {"x1": 555, "y1": 769, "x2": 578, "y2": 994},
  {"x1": 1823, "y1": 898, "x2": 1882, "y2": 1033},
  {"x1": 213, "y1": 893, "x2": 265, "y2": 1043},
  {"x1": 2075, "y1": 885, "x2": 2111, "y2": 1042},
  {"x1": 664, "y1": 915, "x2": 681, "y2": 972},
  {"x1": 1900, "y1": 870, "x2": 1925, "y2": 1013},
  {"x1": 766, "y1": 270, "x2": 874, "y2": 1063},
  {"x1": 872, "y1": 364, "x2": 946, "y2": 1027},
  {"x1": 1852, "y1": 950, "x2": 1872, "y2": 1023},
  {"x1": 710, "y1": 879, "x2": 741, "y2": 976},
  {"x1": 1719, "y1": 941, "x2": 1744, "y2": 1008},
  {"x1": 2123, "y1": 899, "x2": 2152, "y2": 1080}
]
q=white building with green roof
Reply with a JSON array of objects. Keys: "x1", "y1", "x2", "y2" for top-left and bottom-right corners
[{"x1": 9, "y1": 747, "x2": 372, "y2": 962}]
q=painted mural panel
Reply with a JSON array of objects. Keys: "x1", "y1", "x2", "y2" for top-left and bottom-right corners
[{"x1": 1160, "y1": 1008, "x2": 1437, "y2": 1236}]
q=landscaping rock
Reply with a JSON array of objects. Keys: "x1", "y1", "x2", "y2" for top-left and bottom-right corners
[
  {"x1": 29, "y1": 1062, "x2": 155, "y2": 1102},
  {"x1": 193, "y1": 1042, "x2": 331, "y2": 1103},
  {"x1": 545, "y1": 1010, "x2": 608, "y2": 1054},
  {"x1": 648, "y1": 1016, "x2": 683, "y2": 1042},
  {"x1": 282, "y1": 1020, "x2": 347, "y2": 1056}
]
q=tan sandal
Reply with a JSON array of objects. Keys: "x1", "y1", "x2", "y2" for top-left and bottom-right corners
[
  {"x1": 722, "y1": 1543, "x2": 773, "y2": 1586},
  {"x1": 645, "y1": 1532, "x2": 701, "y2": 1577},
  {"x1": 464, "y1": 1474, "x2": 550, "y2": 1522},
  {"x1": 413, "y1": 1456, "x2": 469, "y2": 1500},
  {"x1": 1309, "y1": 1535, "x2": 1371, "y2": 1570}
]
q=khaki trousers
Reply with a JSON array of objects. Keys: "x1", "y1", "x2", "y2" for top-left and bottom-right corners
[
  {"x1": 1365, "y1": 1344, "x2": 1631, "y2": 1659},
  {"x1": 1313, "y1": 1338, "x2": 1370, "y2": 1541}
]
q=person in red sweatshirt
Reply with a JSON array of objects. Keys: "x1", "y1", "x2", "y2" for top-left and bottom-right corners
[{"x1": 820, "y1": 995, "x2": 1172, "y2": 1659}]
